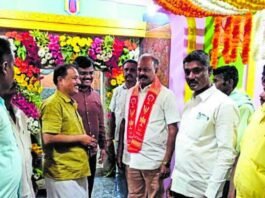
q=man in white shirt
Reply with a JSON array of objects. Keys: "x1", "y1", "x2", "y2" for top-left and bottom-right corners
[
  {"x1": 123, "y1": 54, "x2": 180, "y2": 197},
  {"x1": 171, "y1": 50, "x2": 239, "y2": 198},
  {"x1": 109, "y1": 59, "x2": 137, "y2": 197},
  {"x1": 3, "y1": 88, "x2": 35, "y2": 198}
]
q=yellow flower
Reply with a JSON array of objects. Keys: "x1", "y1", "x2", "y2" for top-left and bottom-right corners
[
  {"x1": 73, "y1": 45, "x2": 80, "y2": 53},
  {"x1": 60, "y1": 35, "x2": 66, "y2": 41},
  {"x1": 60, "y1": 41, "x2": 67, "y2": 47},
  {"x1": 78, "y1": 38, "x2": 87, "y2": 47},
  {"x1": 14, "y1": 67, "x2": 21, "y2": 75},
  {"x1": 15, "y1": 74, "x2": 26, "y2": 84},
  {"x1": 73, "y1": 36, "x2": 80, "y2": 44},
  {"x1": 27, "y1": 84, "x2": 34, "y2": 91},
  {"x1": 106, "y1": 91, "x2": 112, "y2": 98},
  {"x1": 33, "y1": 81, "x2": 40, "y2": 87},
  {"x1": 86, "y1": 38, "x2": 93, "y2": 46},
  {"x1": 20, "y1": 80, "x2": 28, "y2": 87},
  {"x1": 38, "y1": 86, "x2": 43, "y2": 94},
  {"x1": 110, "y1": 79, "x2": 117, "y2": 86},
  {"x1": 66, "y1": 38, "x2": 72, "y2": 45},
  {"x1": 117, "y1": 75, "x2": 125, "y2": 83}
]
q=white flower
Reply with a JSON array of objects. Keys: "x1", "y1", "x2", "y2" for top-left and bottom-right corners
[
  {"x1": 96, "y1": 54, "x2": 101, "y2": 60},
  {"x1": 41, "y1": 58, "x2": 47, "y2": 65},
  {"x1": 38, "y1": 48, "x2": 45, "y2": 57},
  {"x1": 49, "y1": 59, "x2": 54, "y2": 64},
  {"x1": 107, "y1": 52, "x2": 112, "y2": 58},
  {"x1": 45, "y1": 53, "x2": 52, "y2": 60},
  {"x1": 44, "y1": 47, "x2": 49, "y2": 53}
]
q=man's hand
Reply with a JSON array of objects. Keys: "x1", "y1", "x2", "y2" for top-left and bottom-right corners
[
  {"x1": 98, "y1": 149, "x2": 106, "y2": 164},
  {"x1": 159, "y1": 164, "x2": 170, "y2": 179},
  {"x1": 80, "y1": 134, "x2": 97, "y2": 147}
]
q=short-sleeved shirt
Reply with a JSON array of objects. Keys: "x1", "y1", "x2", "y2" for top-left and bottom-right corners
[
  {"x1": 41, "y1": 90, "x2": 90, "y2": 180},
  {"x1": 0, "y1": 97, "x2": 22, "y2": 198},
  {"x1": 109, "y1": 84, "x2": 129, "y2": 141},
  {"x1": 234, "y1": 105, "x2": 265, "y2": 197},
  {"x1": 123, "y1": 85, "x2": 180, "y2": 170}
]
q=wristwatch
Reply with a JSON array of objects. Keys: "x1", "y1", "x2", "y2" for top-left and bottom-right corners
[{"x1": 162, "y1": 160, "x2": 170, "y2": 167}]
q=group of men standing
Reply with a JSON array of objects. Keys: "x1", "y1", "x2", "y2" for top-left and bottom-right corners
[{"x1": 0, "y1": 35, "x2": 265, "y2": 198}]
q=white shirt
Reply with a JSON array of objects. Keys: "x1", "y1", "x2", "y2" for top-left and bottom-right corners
[
  {"x1": 171, "y1": 86, "x2": 239, "y2": 198},
  {"x1": 9, "y1": 106, "x2": 35, "y2": 198},
  {"x1": 123, "y1": 85, "x2": 180, "y2": 170},
  {"x1": 109, "y1": 84, "x2": 129, "y2": 141}
]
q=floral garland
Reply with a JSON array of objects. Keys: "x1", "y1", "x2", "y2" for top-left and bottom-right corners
[
  {"x1": 210, "y1": 17, "x2": 223, "y2": 68},
  {"x1": 230, "y1": 16, "x2": 242, "y2": 62},
  {"x1": 219, "y1": 0, "x2": 265, "y2": 11},
  {"x1": 105, "y1": 67, "x2": 125, "y2": 109},
  {"x1": 253, "y1": 10, "x2": 265, "y2": 61},
  {"x1": 155, "y1": 0, "x2": 218, "y2": 17},
  {"x1": 222, "y1": 16, "x2": 233, "y2": 63},
  {"x1": 242, "y1": 13, "x2": 253, "y2": 64},
  {"x1": 5, "y1": 30, "x2": 139, "y2": 185},
  {"x1": 190, "y1": 0, "x2": 248, "y2": 15}
]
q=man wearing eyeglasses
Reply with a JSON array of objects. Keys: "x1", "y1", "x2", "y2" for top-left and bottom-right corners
[{"x1": 72, "y1": 56, "x2": 106, "y2": 198}]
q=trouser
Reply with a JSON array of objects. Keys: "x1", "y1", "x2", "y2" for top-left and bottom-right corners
[
  {"x1": 126, "y1": 167, "x2": 164, "y2": 198},
  {"x1": 114, "y1": 140, "x2": 128, "y2": 198},
  {"x1": 88, "y1": 154, "x2": 97, "y2": 198},
  {"x1": 45, "y1": 177, "x2": 88, "y2": 198}
]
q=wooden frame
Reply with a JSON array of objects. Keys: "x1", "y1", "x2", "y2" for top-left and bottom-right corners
[{"x1": 0, "y1": 10, "x2": 146, "y2": 37}]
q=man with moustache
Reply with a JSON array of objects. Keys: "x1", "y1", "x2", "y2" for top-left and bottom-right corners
[
  {"x1": 0, "y1": 37, "x2": 22, "y2": 198},
  {"x1": 170, "y1": 50, "x2": 239, "y2": 198},
  {"x1": 72, "y1": 56, "x2": 106, "y2": 198},
  {"x1": 232, "y1": 65, "x2": 265, "y2": 198},
  {"x1": 41, "y1": 64, "x2": 97, "y2": 198},
  {"x1": 123, "y1": 54, "x2": 180, "y2": 197},
  {"x1": 109, "y1": 59, "x2": 137, "y2": 197}
]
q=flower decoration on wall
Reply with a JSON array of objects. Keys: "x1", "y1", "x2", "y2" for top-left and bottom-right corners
[
  {"x1": 5, "y1": 30, "x2": 139, "y2": 186},
  {"x1": 60, "y1": 35, "x2": 92, "y2": 63},
  {"x1": 105, "y1": 67, "x2": 125, "y2": 108}
]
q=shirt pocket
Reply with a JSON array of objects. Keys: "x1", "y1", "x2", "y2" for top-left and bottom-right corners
[{"x1": 184, "y1": 111, "x2": 210, "y2": 140}]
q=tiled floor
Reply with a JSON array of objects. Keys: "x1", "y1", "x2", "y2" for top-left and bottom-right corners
[{"x1": 36, "y1": 176, "x2": 120, "y2": 198}]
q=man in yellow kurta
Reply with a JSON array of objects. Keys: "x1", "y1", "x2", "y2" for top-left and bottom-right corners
[
  {"x1": 41, "y1": 64, "x2": 97, "y2": 198},
  {"x1": 234, "y1": 66, "x2": 265, "y2": 198}
]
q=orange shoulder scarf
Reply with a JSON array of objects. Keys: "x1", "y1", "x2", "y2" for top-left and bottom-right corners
[{"x1": 127, "y1": 77, "x2": 161, "y2": 153}]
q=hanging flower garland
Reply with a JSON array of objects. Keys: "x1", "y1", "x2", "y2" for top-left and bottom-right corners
[
  {"x1": 190, "y1": 0, "x2": 248, "y2": 15},
  {"x1": 222, "y1": 16, "x2": 233, "y2": 63},
  {"x1": 242, "y1": 13, "x2": 253, "y2": 64},
  {"x1": 253, "y1": 10, "x2": 265, "y2": 61},
  {"x1": 155, "y1": 0, "x2": 218, "y2": 17},
  {"x1": 219, "y1": 0, "x2": 265, "y2": 11},
  {"x1": 210, "y1": 17, "x2": 223, "y2": 68},
  {"x1": 230, "y1": 16, "x2": 242, "y2": 62}
]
